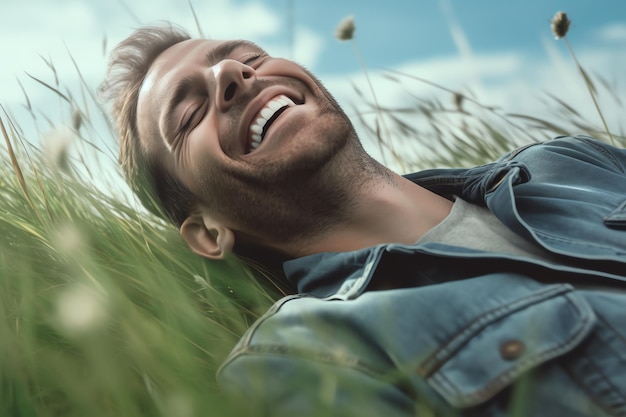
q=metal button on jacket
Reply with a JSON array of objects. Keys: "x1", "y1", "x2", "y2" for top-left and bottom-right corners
[{"x1": 500, "y1": 340, "x2": 526, "y2": 360}]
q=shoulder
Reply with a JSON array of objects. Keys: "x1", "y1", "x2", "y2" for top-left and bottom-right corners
[
  {"x1": 503, "y1": 135, "x2": 626, "y2": 173},
  {"x1": 218, "y1": 293, "x2": 389, "y2": 375},
  {"x1": 216, "y1": 275, "x2": 606, "y2": 414}
]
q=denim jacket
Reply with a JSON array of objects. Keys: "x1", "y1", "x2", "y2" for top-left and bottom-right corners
[{"x1": 218, "y1": 136, "x2": 626, "y2": 417}]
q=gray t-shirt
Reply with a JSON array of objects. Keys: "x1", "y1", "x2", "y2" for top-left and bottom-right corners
[
  {"x1": 417, "y1": 198, "x2": 560, "y2": 263},
  {"x1": 417, "y1": 198, "x2": 625, "y2": 292}
]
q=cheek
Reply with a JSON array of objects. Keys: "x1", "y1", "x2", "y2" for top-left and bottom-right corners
[
  {"x1": 181, "y1": 124, "x2": 224, "y2": 182},
  {"x1": 186, "y1": 122, "x2": 216, "y2": 156},
  {"x1": 182, "y1": 149, "x2": 239, "y2": 214}
]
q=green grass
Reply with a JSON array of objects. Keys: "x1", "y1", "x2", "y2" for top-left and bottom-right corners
[
  {"x1": 1, "y1": 90, "x2": 277, "y2": 415},
  {"x1": 1, "y1": 18, "x2": 625, "y2": 417}
]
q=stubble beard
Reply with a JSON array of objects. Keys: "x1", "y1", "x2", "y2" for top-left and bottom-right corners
[{"x1": 200, "y1": 101, "x2": 377, "y2": 253}]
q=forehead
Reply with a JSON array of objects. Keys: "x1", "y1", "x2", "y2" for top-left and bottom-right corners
[{"x1": 139, "y1": 39, "x2": 222, "y2": 104}]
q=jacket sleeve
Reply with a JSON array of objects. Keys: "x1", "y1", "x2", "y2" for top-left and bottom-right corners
[
  {"x1": 498, "y1": 134, "x2": 626, "y2": 172},
  {"x1": 503, "y1": 135, "x2": 626, "y2": 232},
  {"x1": 218, "y1": 354, "x2": 433, "y2": 417}
]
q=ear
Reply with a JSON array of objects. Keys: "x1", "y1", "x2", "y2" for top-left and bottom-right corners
[{"x1": 180, "y1": 213, "x2": 235, "y2": 260}]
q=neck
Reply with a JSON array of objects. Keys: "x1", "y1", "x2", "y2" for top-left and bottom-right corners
[{"x1": 294, "y1": 171, "x2": 453, "y2": 256}]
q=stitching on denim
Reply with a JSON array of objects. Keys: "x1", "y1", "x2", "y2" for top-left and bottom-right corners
[
  {"x1": 418, "y1": 285, "x2": 572, "y2": 377},
  {"x1": 573, "y1": 342, "x2": 626, "y2": 412},
  {"x1": 234, "y1": 344, "x2": 388, "y2": 378},
  {"x1": 564, "y1": 356, "x2": 624, "y2": 417},
  {"x1": 501, "y1": 142, "x2": 540, "y2": 162},
  {"x1": 414, "y1": 177, "x2": 468, "y2": 188},
  {"x1": 587, "y1": 329, "x2": 626, "y2": 412},
  {"x1": 429, "y1": 292, "x2": 594, "y2": 407},
  {"x1": 576, "y1": 136, "x2": 624, "y2": 174},
  {"x1": 238, "y1": 295, "x2": 304, "y2": 347},
  {"x1": 605, "y1": 200, "x2": 626, "y2": 222},
  {"x1": 534, "y1": 230, "x2": 624, "y2": 253},
  {"x1": 596, "y1": 312, "x2": 626, "y2": 347}
]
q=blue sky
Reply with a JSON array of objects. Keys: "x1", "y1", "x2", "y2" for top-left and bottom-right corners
[
  {"x1": 269, "y1": 0, "x2": 626, "y2": 73},
  {"x1": 1, "y1": 0, "x2": 625, "y2": 175}
]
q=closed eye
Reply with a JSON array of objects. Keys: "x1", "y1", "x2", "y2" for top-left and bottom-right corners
[
  {"x1": 181, "y1": 103, "x2": 206, "y2": 133},
  {"x1": 241, "y1": 53, "x2": 262, "y2": 66}
]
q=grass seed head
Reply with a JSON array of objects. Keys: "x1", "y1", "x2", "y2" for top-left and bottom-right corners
[
  {"x1": 42, "y1": 126, "x2": 74, "y2": 172},
  {"x1": 335, "y1": 16, "x2": 355, "y2": 41},
  {"x1": 53, "y1": 223, "x2": 84, "y2": 255},
  {"x1": 453, "y1": 92, "x2": 465, "y2": 113},
  {"x1": 72, "y1": 107, "x2": 83, "y2": 131},
  {"x1": 55, "y1": 284, "x2": 109, "y2": 337},
  {"x1": 551, "y1": 11, "x2": 571, "y2": 39}
]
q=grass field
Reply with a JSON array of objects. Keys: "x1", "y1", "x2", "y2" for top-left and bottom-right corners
[{"x1": 1, "y1": 14, "x2": 624, "y2": 416}]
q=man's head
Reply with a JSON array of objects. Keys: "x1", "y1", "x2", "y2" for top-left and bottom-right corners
[
  {"x1": 100, "y1": 25, "x2": 194, "y2": 227},
  {"x1": 101, "y1": 24, "x2": 380, "y2": 263}
]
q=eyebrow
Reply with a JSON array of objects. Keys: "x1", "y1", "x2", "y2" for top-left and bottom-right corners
[{"x1": 206, "y1": 39, "x2": 255, "y2": 66}]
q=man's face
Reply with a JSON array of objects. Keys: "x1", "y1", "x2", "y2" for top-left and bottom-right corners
[{"x1": 136, "y1": 39, "x2": 362, "y2": 248}]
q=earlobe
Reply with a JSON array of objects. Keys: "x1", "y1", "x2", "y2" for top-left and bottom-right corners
[{"x1": 180, "y1": 215, "x2": 235, "y2": 260}]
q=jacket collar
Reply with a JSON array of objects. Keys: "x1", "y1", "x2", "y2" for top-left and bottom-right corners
[{"x1": 283, "y1": 245, "x2": 384, "y2": 298}]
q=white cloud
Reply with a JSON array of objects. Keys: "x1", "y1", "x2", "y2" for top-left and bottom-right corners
[
  {"x1": 1, "y1": 0, "x2": 101, "y2": 36},
  {"x1": 262, "y1": 26, "x2": 326, "y2": 69},
  {"x1": 327, "y1": 38, "x2": 625, "y2": 121},
  {"x1": 319, "y1": 52, "x2": 526, "y2": 123},
  {"x1": 318, "y1": 38, "x2": 626, "y2": 169},
  {"x1": 595, "y1": 22, "x2": 626, "y2": 42},
  {"x1": 1, "y1": 1, "x2": 106, "y2": 103},
  {"x1": 293, "y1": 27, "x2": 326, "y2": 70},
  {"x1": 113, "y1": 0, "x2": 282, "y2": 41}
]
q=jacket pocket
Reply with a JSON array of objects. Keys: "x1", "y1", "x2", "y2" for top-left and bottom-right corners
[
  {"x1": 418, "y1": 285, "x2": 596, "y2": 408},
  {"x1": 604, "y1": 199, "x2": 626, "y2": 229}
]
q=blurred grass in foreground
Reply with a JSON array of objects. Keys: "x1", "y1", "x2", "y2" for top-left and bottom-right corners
[
  {"x1": 0, "y1": 80, "x2": 277, "y2": 414},
  {"x1": 1, "y1": 22, "x2": 625, "y2": 417}
]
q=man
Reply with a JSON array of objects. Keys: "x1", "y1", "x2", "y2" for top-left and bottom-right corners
[{"x1": 101, "y1": 24, "x2": 626, "y2": 417}]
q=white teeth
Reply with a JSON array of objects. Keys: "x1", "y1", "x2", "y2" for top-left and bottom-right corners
[
  {"x1": 268, "y1": 100, "x2": 282, "y2": 111},
  {"x1": 260, "y1": 108, "x2": 274, "y2": 119},
  {"x1": 248, "y1": 95, "x2": 296, "y2": 152},
  {"x1": 251, "y1": 134, "x2": 262, "y2": 150}
]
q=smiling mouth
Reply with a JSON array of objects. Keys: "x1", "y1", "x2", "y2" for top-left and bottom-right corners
[{"x1": 248, "y1": 95, "x2": 296, "y2": 153}]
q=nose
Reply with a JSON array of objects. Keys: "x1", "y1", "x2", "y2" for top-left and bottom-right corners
[{"x1": 213, "y1": 59, "x2": 254, "y2": 112}]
